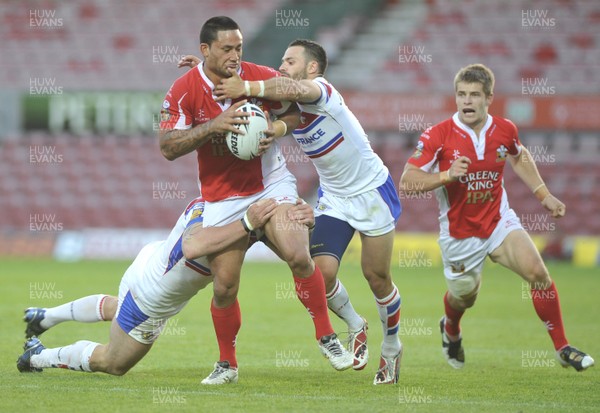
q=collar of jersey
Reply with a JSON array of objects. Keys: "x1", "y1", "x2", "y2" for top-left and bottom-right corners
[{"x1": 452, "y1": 112, "x2": 493, "y2": 161}]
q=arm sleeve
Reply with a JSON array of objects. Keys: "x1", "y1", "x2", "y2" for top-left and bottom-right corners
[
  {"x1": 159, "y1": 77, "x2": 193, "y2": 131},
  {"x1": 406, "y1": 126, "x2": 443, "y2": 172},
  {"x1": 505, "y1": 118, "x2": 522, "y2": 156}
]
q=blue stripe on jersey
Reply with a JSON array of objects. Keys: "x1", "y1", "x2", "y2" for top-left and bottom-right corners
[
  {"x1": 387, "y1": 325, "x2": 399, "y2": 335},
  {"x1": 164, "y1": 236, "x2": 184, "y2": 275},
  {"x1": 387, "y1": 297, "x2": 401, "y2": 315},
  {"x1": 316, "y1": 80, "x2": 331, "y2": 103},
  {"x1": 304, "y1": 132, "x2": 344, "y2": 157},
  {"x1": 116, "y1": 291, "x2": 149, "y2": 334},
  {"x1": 305, "y1": 84, "x2": 323, "y2": 105},
  {"x1": 377, "y1": 174, "x2": 402, "y2": 222},
  {"x1": 164, "y1": 201, "x2": 205, "y2": 276},
  {"x1": 188, "y1": 215, "x2": 203, "y2": 227},
  {"x1": 293, "y1": 115, "x2": 326, "y2": 134},
  {"x1": 185, "y1": 259, "x2": 211, "y2": 275}
]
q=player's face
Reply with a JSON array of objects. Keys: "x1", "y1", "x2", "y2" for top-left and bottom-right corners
[
  {"x1": 455, "y1": 81, "x2": 493, "y2": 131},
  {"x1": 202, "y1": 30, "x2": 243, "y2": 79},
  {"x1": 279, "y1": 46, "x2": 309, "y2": 80}
]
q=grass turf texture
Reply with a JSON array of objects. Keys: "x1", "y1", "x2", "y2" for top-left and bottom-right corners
[{"x1": 0, "y1": 258, "x2": 597, "y2": 413}]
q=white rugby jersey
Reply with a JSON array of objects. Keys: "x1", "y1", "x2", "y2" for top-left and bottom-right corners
[
  {"x1": 126, "y1": 197, "x2": 213, "y2": 318},
  {"x1": 293, "y1": 77, "x2": 389, "y2": 196}
]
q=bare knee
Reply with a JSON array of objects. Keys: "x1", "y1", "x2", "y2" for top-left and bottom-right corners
[
  {"x1": 285, "y1": 250, "x2": 314, "y2": 277},
  {"x1": 90, "y1": 351, "x2": 132, "y2": 376},
  {"x1": 105, "y1": 363, "x2": 131, "y2": 376},
  {"x1": 213, "y1": 278, "x2": 239, "y2": 302},
  {"x1": 362, "y1": 268, "x2": 392, "y2": 297},
  {"x1": 524, "y1": 262, "x2": 551, "y2": 287}
]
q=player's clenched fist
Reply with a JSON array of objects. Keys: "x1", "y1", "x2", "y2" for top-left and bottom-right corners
[
  {"x1": 541, "y1": 194, "x2": 566, "y2": 218},
  {"x1": 448, "y1": 156, "x2": 471, "y2": 180}
]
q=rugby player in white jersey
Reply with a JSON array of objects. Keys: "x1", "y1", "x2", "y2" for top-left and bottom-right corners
[
  {"x1": 17, "y1": 197, "x2": 314, "y2": 381},
  {"x1": 182, "y1": 39, "x2": 403, "y2": 384},
  {"x1": 401, "y1": 63, "x2": 593, "y2": 371}
]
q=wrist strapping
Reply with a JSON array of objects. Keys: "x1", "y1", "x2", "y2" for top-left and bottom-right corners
[
  {"x1": 274, "y1": 119, "x2": 287, "y2": 137},
  {"x1": 244, "y1": 81, "x2": 251, "y2": 97},
  {"x1": 241, "y1": 212, "x2": 254, "y2": 232},
  {"x1": 257, "y1": 80, "x2": 265, "y2": 98},
  {"x1": 533, "y1": 183, "x2": 550, "y2": 202}
]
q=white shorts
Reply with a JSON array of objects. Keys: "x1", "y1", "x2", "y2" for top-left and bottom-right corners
[
  {"x1": 115, "y1": 243, "x2": 175, "y2": 345},
  {"x1": 202, "y1": 174, "x2": 298, "y2": 227},
  {"x1": 314, "y1": 175, "x2": 401, "y2": 237},
  {"x1": 439, "y1": 208, "x2": 523, "y2": 298}
]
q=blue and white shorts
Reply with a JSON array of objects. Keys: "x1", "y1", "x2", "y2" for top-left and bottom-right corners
[{"x1": 114, "y1": 243, "x2": 174, "y2": 345}]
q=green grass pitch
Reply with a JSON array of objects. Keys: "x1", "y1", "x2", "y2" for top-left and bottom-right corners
[{"x1": 0, "y1": 258, "x2": 598, "y2": 412}]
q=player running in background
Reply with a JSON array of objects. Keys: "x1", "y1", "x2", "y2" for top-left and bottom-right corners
[
  {"x1": 17, "y1": 198, "x2": 314, "y2": 380},
  {"x1": 400, "y1": 63, "x2": 594, "y2": 371},
  {"x1": 159, "y1": 17, "x2": 352, "y2": 384},
  {"x1": 200, "y1": 38, "x2": 403, "y2": 384}
]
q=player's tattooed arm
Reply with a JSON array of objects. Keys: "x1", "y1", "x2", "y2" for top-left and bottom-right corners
[
  {"x1": 159, "y1": 125, "x2": 213, "y2": 160},
  {"x1": 159, "y1": 100, "x2": 250, "y2": 161}
]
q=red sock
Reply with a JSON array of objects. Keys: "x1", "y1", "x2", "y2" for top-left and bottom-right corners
[
  {"x1": 531, "y1": 281, "x2": 568, "y2": 351},
  {"x1": 210, "y1": 298, "x2": 241, "y2": 368},
  {"x1": 444, "y1": 291, "x2": 465, "y2": 338},
  {"x1": 294, "y1": 266, "x2": 334, "y2": 340}
]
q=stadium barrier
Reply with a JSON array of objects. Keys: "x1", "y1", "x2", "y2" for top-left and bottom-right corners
[{"x1": 1, "y1": 231, "x2": 597, "y2": 267}]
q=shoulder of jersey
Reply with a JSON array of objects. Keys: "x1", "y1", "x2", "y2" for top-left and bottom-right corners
[
  {"x1": 494, "y1": 116, "x2": 518, "y2": 133},
  {"x1": 241, "y1": 61, "x2": 279, "y2": 79},
  {"x1": 176, "y1": 65, "x2": 200, "y2": 82},
  {"x1": 424, "y1": 117, "x2": 452, "y2": 138}
]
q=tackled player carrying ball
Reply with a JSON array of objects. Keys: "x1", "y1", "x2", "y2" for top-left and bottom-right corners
[
  {"x1": 401, "y1": 63, "x2": 594, "y2": 372},
  {"x1": 183, "y1": 38, "x2": 404, "y2": 384},
  {"x1": 159, "y1": 17, "x2": 353, "y2": 384}
]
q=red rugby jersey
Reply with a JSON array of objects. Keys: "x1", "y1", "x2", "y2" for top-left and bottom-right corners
[
  {"x1": 408, "y1": 113, "x2": 522, "y2": 239},
  {"x1": 160, "y1": 62, "x2": 289, "y2": 202}
]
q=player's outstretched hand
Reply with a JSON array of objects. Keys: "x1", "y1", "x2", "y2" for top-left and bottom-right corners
[
  {"x1": 211, "y1": 100, "x2": 250, "y2": 135},
  {"x1": 257, "y1": 110, "x2": 275, "y2": 155},
  {"x1": 214, "y1": 68, "x2": 245, "y2": 101},
  {"x1": 541, "y1": 194, "x2": 566, "y2": 218},
  {"x1": 287, "y1": 199, "x2": 315, "y2": 229},
  {"x1": 177, "y1": 55, "x2": 201, "y2": 69},
  {"x1": 448, "y1": 156, "x2": 471, "y2": 180},
  {"x1": 246, "y1": 199, "x2": 278, "y2": 229}
]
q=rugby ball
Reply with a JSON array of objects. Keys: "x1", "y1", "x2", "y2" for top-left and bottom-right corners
[{"x1": 226, "y1": 103, "x2": 268, "y2": 160}]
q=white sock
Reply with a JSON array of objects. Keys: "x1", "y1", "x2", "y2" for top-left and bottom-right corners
[
  {"x1": 375, "y1": 284, "x2": 402, "y2": 357},
  {"x1": 31, "y1": 340, "x2": 100, "y2": 372},
  {"x1": 326, "y1": 279, "x2": 364, "y2": 331},
  {"x1": 41, "y1": 294, "x2": 109, "y2": 329}
]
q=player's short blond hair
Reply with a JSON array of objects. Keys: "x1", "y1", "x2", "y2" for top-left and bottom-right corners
[{"x1": 454, "y1": 64, "x2": 495, "y2": 97}]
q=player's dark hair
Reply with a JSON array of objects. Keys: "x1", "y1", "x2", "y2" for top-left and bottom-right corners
[
  {"x1": 200, "y1": 16, "x2": 241, "y2": 45},
  {"x1": 454, "y1": 63, "x2": 495, "y2": 96},
  {"x1": 289, "y1": 39, "x2": 328, "y2": 75}
]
